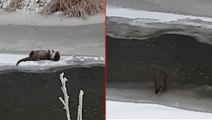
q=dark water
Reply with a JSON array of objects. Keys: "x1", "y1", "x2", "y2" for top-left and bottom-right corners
[
  {"x1": 106, "y1": 34, "x2": 212, "y2": 112},
  {"x1": 0, "y1": 66, "x2": 104, "y2": 120}
]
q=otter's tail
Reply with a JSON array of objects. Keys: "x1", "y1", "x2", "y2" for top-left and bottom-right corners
[{"x1": 16, "y1": 57, "x2": 32, "y2": 66}]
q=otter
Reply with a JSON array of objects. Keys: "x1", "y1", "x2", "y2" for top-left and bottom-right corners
[
  {"x1": 154, "y1": 71, "x2": 167, "y2": 94},
  {"x1": 16, "y1": 50, "x2": 60, "y2": 66}
]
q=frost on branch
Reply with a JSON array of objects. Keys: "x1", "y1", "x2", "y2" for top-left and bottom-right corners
[
  {"x1": 77, "y1": 90, "x2": 84, "y2": 120},
  {"x1": 59, "y1": 72, "x2": 84, "y2": 120},
  {"x1": 59, "y1": 72, "x2": 71, "y2": 120}
]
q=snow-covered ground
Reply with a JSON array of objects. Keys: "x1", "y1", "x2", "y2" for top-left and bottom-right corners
[
  {"x1": 0, "y1": 0, "x2": 104, "y2": 26},
  {"x1": 106, "y1": 5, "x2": 212, "y2": 45},
  {"x1": 106, "y1": 5, "x2": 212, "y2": 31},
  {"x1": 0, "y1": 24, "x2": 104, "y2": 56},
  {"x1": 107, "y1": 0, "x2": 212, "y2": 18},
  {"x1": 0, "y1": 1, "x2": 104, "y2": 57},
  {"x1": 0, "y1": 3, "x2": 104, "y2": 57},
  {"x1": 107, "y1": 100, "x2": 212, "y2": 119},
  {"x1": 107, "y1": 82, "x2": 212, "y2": 112},
  {"x1": 0, "y1": 53, "x2": 104, "y2": 71},
  {"x1": 107, "y1": 5, "x2": 212, "y2": 23},
  {"x1": 0, "y1": 10, "x2": 104, "y2": 26}
]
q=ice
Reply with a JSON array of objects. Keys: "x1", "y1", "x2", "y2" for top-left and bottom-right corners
[
  {"x1": 107, "y1": 5, "x2": 212, "y2": 23},
  {"x1": 0, "y1": 53, "x2": 104, "y2": 70},
  {"x1": 0, "y1": 10, "x2": 104, "y2": 26}
]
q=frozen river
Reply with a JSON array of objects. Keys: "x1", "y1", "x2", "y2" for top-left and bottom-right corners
[{"x1": 0, "y1": 24, "x2": 104, "y2": 57}]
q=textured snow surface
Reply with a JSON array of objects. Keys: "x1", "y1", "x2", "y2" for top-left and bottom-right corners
[
  {"x1": 106, "y1": 5, "x2": 212, "y2": 45},
  {"x1": 0, "y1": 53, "x2": 104, "y2": 71},
  {"x1": 106, "y1": 5, "x2": 212, "y2": 23},
  {"x1": 0, "y1": 10, "x2": 104, "y2": 26},
  {"x1": 107, "y1": 100, "x2": 212, "y2": 119}
]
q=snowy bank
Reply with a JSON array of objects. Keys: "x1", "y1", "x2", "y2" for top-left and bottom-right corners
[
  {"x1": 107, "y1": 5, "x2": 212, "y2": 23},
  {"x1": 0, "y1": 0, "x2": 104, "y2": 24},
  {"x1": 0, "y1": 10, "x2": 104, "y2": 26},
  {"x1": 107, "y1": 100, "x2": 212, "y2": 119},
  {"x1": 0, "y1": 53, "x2": 104, "y2": 72},
  {"x1": 0, "y1": 24, "x2": 104, "y2": 56},
  {"x1": 106, "y1": 6, "x2": 212, "y2": 45}
]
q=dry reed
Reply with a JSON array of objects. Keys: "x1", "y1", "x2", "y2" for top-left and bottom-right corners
[{"x1": 41, "y1": 0, "x2": 103, "y2": 19}]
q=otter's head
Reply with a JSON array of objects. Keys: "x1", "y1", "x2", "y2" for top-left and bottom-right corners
[
  {"x1": 53, "y1": 51, "x2": 60, "y2": 61},
  {"x1": 154, "y1": 71, "x2": 167, "y2": 94},
  {"x1": 154, "y1": 87, "x2": 160, "y2": 94},
  {"x1": 50, "y1": 50, "x2": 60, "y2": 61},
  {"x1": 154, "y1": 84, "x2": 165, "y2": 94}
]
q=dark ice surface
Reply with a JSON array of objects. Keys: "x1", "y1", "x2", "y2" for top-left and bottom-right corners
[{"x1": 106, "y1": 34, "x2": 212, "y2": 113}]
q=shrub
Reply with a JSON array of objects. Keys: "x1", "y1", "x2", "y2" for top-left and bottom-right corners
[
  {"x1": 4, "y1": 0, "x2": 104, "y2": 19},
  {"x1": 41, "y1": 0, "x2": 103, "y2": 19}
]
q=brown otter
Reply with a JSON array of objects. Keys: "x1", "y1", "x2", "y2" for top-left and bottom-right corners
[
  {"x1": 154, "y1": 71, "x2": 167, "y2": 94},
  {"x1": 16, "y1": 50, "x2": 60, "y2": 66}
]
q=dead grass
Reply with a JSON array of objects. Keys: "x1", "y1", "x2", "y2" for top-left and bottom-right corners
[
  {"x1": 41, "y1": 0, "x2": 104, "y2": 19},
  {"x1": 8, "y1": 0, "x2": 22, "y2": 11},
  {"x1": 4, "y1": 0, "x2": 103, "y2": 19}
]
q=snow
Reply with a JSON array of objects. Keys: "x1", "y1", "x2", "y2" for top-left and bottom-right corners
[
  {"x1": 107, "y1": 100, "x2": 212, "y2": 119},
  {"x1": 0, "y1": 53, "x2": 104, "y2": 70},
  {"x1": 0, "y1": 1, "x2": 104, "y2": 57},
  {"x1": 106, "y1": 5, "x2": 212, "y2": 23},
  {"x1": 106, "y1": 5, "x2": 212, "y2": 45},
  {"x1": 0, "y1": 0, "x2": 104, "y2": 26},
  {"x1": 0, "y1": 10, "x2": 104, "y2": 26}
]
